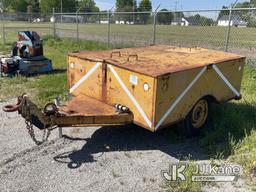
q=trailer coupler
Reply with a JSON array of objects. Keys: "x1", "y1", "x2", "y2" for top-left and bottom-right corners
[{"x1": 3, "y1": 94, "x2": 52, "y2": 129}]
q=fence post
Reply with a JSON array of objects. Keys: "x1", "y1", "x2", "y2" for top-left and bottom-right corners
[
  {"x1": 52, "y1": 8, "x2": 56, "y2": 38},
  {"x1": 76, "y1": 7, "x2": 82, "y2": 42},
  {"x1": 152, "y1": 5, "x2": 160, "y2": 45},
  {"x1": 225, "y1": 8, "x2": 233, "y2": 52},
  {"x1": 1, "y1": 12, "x2": 5, "y2": 45},
  {"x1": 107, "y1": 10, "x2": 111, "y2": 48},
  {"x1": 76, "y1": 12, "x2": 79, "y2": 41}
]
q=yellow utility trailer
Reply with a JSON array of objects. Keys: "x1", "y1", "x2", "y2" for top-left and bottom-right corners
[
  {"x1": 3, "y1": 45, "x2": 245, "y2": 142},
  {"x1": 67, "y1": 45, "x2": 245, "y2": 131}
]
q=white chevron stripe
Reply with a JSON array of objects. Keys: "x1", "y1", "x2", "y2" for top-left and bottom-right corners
[
  {"x1": 155, "y1": 66, "x2": 207, "y2": 130},
  {"x1": 212, "y1": 64, "x2": 240, "y2": 97},
  {"x1": 108, "y1": 65, "x2": 152, "y2": 128},
  {"x1": 70, "y1": 62, "x2": 102, "y2": 93}
]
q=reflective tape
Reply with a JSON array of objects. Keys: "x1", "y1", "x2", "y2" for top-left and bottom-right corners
[
  {"x1": 108, "y1": 65, "x2": 152, "y2": 128},
  {"x1": 155, "y1": 66, "x2": 207, "y2": 130},
  {"x1": 70, "y1": 62, "x2": 102, "y2": 93},
  {"x1": 212, "y1": 64, "x2": 240, "y2": 97}
]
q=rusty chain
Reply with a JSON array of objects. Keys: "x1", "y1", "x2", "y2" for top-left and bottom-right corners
[
  {"x1": 21, "y1": 96, "x2": 59, "y2": 145},
  {"x1": 25, "y1": 115, "x2": 56, "y2": 146}
]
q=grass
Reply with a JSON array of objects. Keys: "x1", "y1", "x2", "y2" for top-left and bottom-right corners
[
  {"x1": 198, "y1": 66, "x2": 256, "y2": 164},
  {"x1": 165, "y1": 65, "x2": 256, "y2": 188},
  {"x1": 0, "y1": 32, "x2": 255, "y2": 190},
  {"x1": 166, "y1": 66, "x2": 256, "y2": 186},
  {"x1": 2, "y1": 22, "x2": 256, "y2": 49},
  {"x1": 0, "y1": 35, "x2": 108, "y2": 106},
  {"x1": 163, "y1": 160, "x2": 203, "y2": 192}
]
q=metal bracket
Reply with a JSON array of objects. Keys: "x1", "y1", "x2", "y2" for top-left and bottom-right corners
[{"x1": 127, "y1": 54, "x2": 138, "y2": 62}]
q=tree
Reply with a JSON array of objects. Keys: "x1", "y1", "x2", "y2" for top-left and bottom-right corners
[
  {"x1": 116, "y1": 0, "x2": 134, "y2": 11},
  {"x1": 138, "y1": 0, "x2": 151, "y2": 11},
  {"x1": 40, "y1": 0, "x2": 76, "y2": 13},
  {"x1": 0, "y1": 0, "x2": 13, "y2": 11},
  {"x1": 235, "y1": 2, "x2": 256, "y2": 27},
  {"x1": 0, "y1": 0, "x2": 39, "y2": 12},
  {"x1": 157, "y1": 9, "x2": 173, "y2": 24},
  {"x1": 187, "y1": 14, "x2": 214, "y2": 26},
  {"x1": 218, "y1": 2, "x2": 256, "y2": 27},
  {"x1": 11, "y1": 0, "x2": 30, "y2": 12},
  {"x1": 115, "y1": 0, "x2": 136, "y2": 23},
  {"x1": 218, "y1": 6, "x2": 229, "y2": 20},
  {"x1": 78, "y1": 0, "x2": 99, "y2": 12},
  {"x1": 173, "y1": 11, "x2": 184, "y2": 18},
  {"x1": 30, "y1": 0, "x2": 40, "y2": 13},
  {"x1": 138, "y1": 0, "x2": 152, "y2": 24}
]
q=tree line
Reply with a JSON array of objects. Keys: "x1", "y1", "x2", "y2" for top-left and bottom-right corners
[
  {"x1": 218, "y1": 1, "x2": 256, "y2": 27},
  {"x1": 0, "y1": 0, "x2": 99, "y2": 13},
  {"x1": 0, "y1": 0, "x2": 152, "y2": 13},
  {"x1": 0, "y1": 0, "x2": 216, "y2": 26}
]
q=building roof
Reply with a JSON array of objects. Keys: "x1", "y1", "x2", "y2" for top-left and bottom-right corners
[
  {"x1": 171, "y1": 17, "x2": 182, "y2": 23},
  {"x1": 68, "y1": 45, "x2": 244, "y2": 77},
  {"x1": 184, "y1": 17, "x2": 200, "y2": 25},
  {"x1": 218, "y1": 15, "x2": 241, "y2": 21},
  {"x1": 171, "y1": 17, "x2": 200, "y2": 25},
  {"x1": 61, "y1": 15, "x2": 83, "y2": 19}
]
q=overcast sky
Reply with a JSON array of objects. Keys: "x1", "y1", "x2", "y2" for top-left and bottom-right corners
[{"x1": 95, "y1": 0, "x2": 246, "y2": 11}]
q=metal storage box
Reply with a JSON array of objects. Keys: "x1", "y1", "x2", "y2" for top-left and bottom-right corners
[{"x1": 67, "y1": 45, "x2": 245, "y2": 132}]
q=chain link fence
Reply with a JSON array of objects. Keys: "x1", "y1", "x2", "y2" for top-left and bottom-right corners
[{"x1": 1, "y1": 8, "x2": 256, "y2": 65}]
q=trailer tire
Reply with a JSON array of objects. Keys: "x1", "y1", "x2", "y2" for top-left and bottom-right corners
[{"x1": 185, "y1": 97, "x2": 211, "y2": 136}]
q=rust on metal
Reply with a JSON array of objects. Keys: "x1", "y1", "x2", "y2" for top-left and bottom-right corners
[
  {"x1": 7, "y1": 94, "x2": 133, "y2": 129},
  {"x1": 101, "y1": 63, "x2": 108, "y2": 103},
  {"x1": 56, "y1": 94, "x2": 134, "y2": 126},
  {"x1": 59, "y1": 94, "x2": 118, "y2": 116},
  {"x1": 68, "y1": 45, "x2": 245, "y2": 77}
]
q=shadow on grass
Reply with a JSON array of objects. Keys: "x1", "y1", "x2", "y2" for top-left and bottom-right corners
[
  {"x1": 53, "y1": 101, "x2": 256, "y2": 169},
  {"x1": 24, "y1": 69, "x2": 66, "y2": 77},
  {"x1": 198, "y1": 101, "x2": 256, "y2": 159}
]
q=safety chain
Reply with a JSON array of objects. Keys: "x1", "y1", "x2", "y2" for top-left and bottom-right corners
[{"x1": 25, "y1": 116, "x2": 55, "y2": 146}]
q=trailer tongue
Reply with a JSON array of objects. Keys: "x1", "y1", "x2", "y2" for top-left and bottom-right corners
[{"x1": 3, "y1": 94, "x2": 133, "y2": 144}]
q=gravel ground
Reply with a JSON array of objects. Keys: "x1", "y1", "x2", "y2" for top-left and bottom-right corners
[{"x1": 0, "y1": 101, "x2": 251, "y2": 192}]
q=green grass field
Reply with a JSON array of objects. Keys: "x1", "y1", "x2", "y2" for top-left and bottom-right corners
[
  {"x1": 0, "y1": 32, "x2": 255, "y2": 190},
  {"x1": 0, "y1": 36, "x2": 108, "y2": 105},
  {"x1": 2, "y1": 22, "x2": 256, "y2": 50}
]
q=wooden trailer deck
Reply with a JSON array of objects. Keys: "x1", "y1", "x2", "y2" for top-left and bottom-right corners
[{"x1": 69, "y1": 45, "x2": 245, "y2": 77}]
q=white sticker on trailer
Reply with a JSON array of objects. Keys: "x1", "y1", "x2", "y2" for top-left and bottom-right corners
[{"x1": 129, "y1": 75, "x2": 138, "y2": 85}]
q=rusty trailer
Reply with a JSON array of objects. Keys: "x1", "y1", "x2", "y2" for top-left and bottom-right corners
[{"x1": 3, "y1": 45, "x2": 245, "y2": 141}]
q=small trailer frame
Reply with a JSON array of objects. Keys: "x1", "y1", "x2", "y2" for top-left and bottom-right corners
[{"x1": 3, "y1": 45, "x2": 245, "y2": 142}]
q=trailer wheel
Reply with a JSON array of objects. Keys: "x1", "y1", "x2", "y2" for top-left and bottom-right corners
[{"x1": 185, "y1": 97, "x2": 210, "y2": 135}]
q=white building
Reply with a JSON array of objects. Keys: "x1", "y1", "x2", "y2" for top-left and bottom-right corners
[
  {"x1": 100, "y1": 20, "x2": 109, "y2": 24},
  {"x1": 115, "y1": 20, "x2": 134, "y2": 24},
  {"x1": 171, "y1": 17, "x2": 200, "y2": 26},
  {"x1": 218, "y1": 15, "x2": 247, "y2": 27}
]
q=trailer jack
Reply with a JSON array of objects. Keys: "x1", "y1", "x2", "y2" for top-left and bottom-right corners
[{"x1": 3, "y1": 94, "x2": 134, "y2": 145}]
